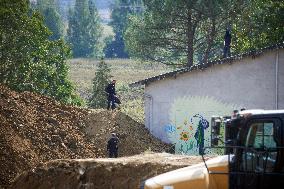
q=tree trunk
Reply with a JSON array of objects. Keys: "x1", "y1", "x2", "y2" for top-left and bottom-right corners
[
  {"x1": 186, "y1": 11, "x2": 194, "y2": 68},
  {"x1": 202, "y1": 19, "x2": 216, "y2": 64}
]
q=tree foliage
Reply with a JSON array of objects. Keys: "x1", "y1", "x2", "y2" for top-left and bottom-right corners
[
  {"x1": 232, "y1": 0, "x2": 284, "y2": 52},
  {"x1": 125, "y1": 0, "x2": 229, "y2": 67},
  {"x1": 67, "y1": 0, "x2": 103, "y2": 58},
  {"x1": 125, "y1": 0, "x2": 283, "y2": 67},
  {"x1": 0, "y1": 0, "x2": 83, "y2": 105},
  {"x1": 89, "y1": 59, "x2": 112, "y2": 109},
  {"x1": 34, "y1": 0, "x2": 64, "y2": 41},
  {"x1": 35, "y1": 0, "x2": 64, "y2": 40},
  {"x1": 104, "y1": 0, "x2": 143, "y2": 58}
]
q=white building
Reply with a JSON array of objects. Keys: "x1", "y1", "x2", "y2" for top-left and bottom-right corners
[{"x1": 130, "y1": 43, "x2": 284, "y2": 155}]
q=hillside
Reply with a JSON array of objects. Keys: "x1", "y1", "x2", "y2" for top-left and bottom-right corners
[
  {"x1": 68, "y1": 58, "x2": 172, "y2": 123},
  {"x1": 0, "y1": 85, "x2": 170, "y2": 188},
  {"x1": 68, "y1": 59, "x2": 171, "y2": 97},
  {"x1": 84, "y1": 109, "x2": 172, "y2": 157}
]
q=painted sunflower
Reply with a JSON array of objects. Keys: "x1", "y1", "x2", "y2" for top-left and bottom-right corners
[{"x1": 180, "y1": 131, "x2": 190, "y2": 141}]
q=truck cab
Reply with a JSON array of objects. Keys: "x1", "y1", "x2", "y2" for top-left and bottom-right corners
[
  {"x1": 227, "y1": 109, "x2": 284, "y2": 189},
  {"x1": 142, "y1": 110, "x2": 284, "y2": 189}
]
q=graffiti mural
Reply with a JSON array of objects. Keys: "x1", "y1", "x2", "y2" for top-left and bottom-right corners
[
  {"x1": 164, "y1": 96, "x2": 239, "y2": 155},
  {"x1": 192, "y1": 114, "x2": 209, "y2": 155}
]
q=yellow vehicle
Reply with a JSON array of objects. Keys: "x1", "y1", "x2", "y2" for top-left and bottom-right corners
[{"x1": 142, "y1": 109, "x2": 284, "y2": 189}]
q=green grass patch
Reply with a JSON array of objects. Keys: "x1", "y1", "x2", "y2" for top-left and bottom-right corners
[{"x1": 68, "y1": 58, "x2": 173, "y2": 123}]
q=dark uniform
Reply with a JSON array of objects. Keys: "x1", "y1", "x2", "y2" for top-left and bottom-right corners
[
  {"x1": 107, "y1": 133, "x2": 119, "y2": 158},
  {"x1": 105, "y1": 81, "x2": 116, "y2": 110},
  {"x1": 223, "y1": 29, "x2": 231, "y2": 58}
]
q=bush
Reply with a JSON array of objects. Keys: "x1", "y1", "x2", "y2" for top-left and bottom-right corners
[{"x1": 89, "y1": 59, "x2": 112, "y2": 108}]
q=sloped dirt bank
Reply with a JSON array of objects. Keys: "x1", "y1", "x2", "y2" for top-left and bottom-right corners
[
  {"x1": 84, "y1": 109, "x2": 172, "y2": 157},
  {"x1": 10, "y1": 152, "x2": 204, "y2": 189},
  {"x1": 0, "y1": 85, "x2": 102, "y2": 188},
  {"x1": 0, "y1": 85, "x2": 170, "y2": 188}
]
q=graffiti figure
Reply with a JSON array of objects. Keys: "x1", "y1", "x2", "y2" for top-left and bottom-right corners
[
  {"x1": 178, "y1": 141, "x2": 195, "y2": 154},
  {"x1": 192, "y1": 114, "x2": 209, "y2": 155},
  {"x1": 164, "y1": 124, "x2": 176, "y2": 133}
]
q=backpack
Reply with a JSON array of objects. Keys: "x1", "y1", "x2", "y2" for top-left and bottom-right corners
[{"x1": 114, "y1": 96, "x2": 121, "y2": 104}]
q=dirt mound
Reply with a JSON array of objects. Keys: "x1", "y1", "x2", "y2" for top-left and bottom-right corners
[
  {"x1": 84, "y1": 109, "x2": 171, "y2": 157},
  {"x1": 11, "y1": 152, "x2": 204, "y2": 189},
  {"x1": 0, "y1": 85, "x2": 170, "y2": 188},
  {"x1": 0, "y1": 85, "x2": 103, "y2": 188}
]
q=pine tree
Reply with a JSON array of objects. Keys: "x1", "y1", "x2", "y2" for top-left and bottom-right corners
[
  {"x1": 125, "y1": 0, "x2": 244, "y2": 67},
  {"x1": 89, "y1": 59, "x2": 111, "y2": 108},
  {"x1": 88, "y1": 0, "x2": 104, "y2": 57},
  {"x1": 67, "y1": 0, "x2": 103, "y2": 58},
  {"x1": 35, "y1": 0, "x2": 64, "y2": 40},
  {"x1": 105, "y1": 0, "x2": 143, "y2": 58}
]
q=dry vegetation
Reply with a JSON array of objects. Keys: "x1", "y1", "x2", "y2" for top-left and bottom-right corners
[{"x1": 68, "y1": 58, "x2": 173, "y2": 123}]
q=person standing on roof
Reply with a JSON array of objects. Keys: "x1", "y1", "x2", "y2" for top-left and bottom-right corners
[
  {"x1": 105, "y1": 80, "x2": 116, "y2": 110},
  {"x1": 107, "y1": 133, "x2": 119, "y2": 158},
  {"x1": 223, "y1": 28, "x2": 232, "y2": 58}
]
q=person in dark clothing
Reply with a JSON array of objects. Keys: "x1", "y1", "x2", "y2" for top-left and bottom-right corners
[
  {"x1": 107, "y1": 133, "x2": 119, "y2": 158},
  {"x1": 223, "y1": 28, "x2": 231, "y2": 58},
  {"x1": 105, "y1": 80, "x2": 116, "y2": 110}
]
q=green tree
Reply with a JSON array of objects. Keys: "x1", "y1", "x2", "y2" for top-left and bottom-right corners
[
  {"x1": 125, "y1": 0, "x2": 283, "y2": 67},
  {"x1": 104, "y1": 0, "x2": 143, "y2": 58},
  {"x1": 89, "y1": 59, "x2": 111, "y2": 108},
  {"x1": 124, "y1": 0, "x2": 245, "y2": 67},
  {"x1": 232, "y1": 0, "x2": 284, "y2": 52},
  {"x1": 34, "y1": 0, "x2": 64, "y2": 40},
  {"x1": 67, "y1": 0, "x2": 103, "y2": 58},
  {"x1": 88, "y1": 0, "x2": 104, "y2": 57},
  {"x1": 0, "y1": 0, "x2": 82, "y2": 105}
]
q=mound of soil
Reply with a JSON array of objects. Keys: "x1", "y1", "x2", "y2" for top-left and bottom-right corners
[
  {"x1": 11, "y1": 152, "x2": 204, "y2": 189},
  {"x1": 84, "y1": 110, "x2": 171, "y2": 157},
  {"x1": 0, "y1": 85, "x2": 170, "y2": 188},
  {"x1": 0, "y1": 85, "x2": 103, "y2": 188}
]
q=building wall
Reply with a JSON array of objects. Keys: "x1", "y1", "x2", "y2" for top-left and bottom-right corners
[
  {"x1": 278, "y1": 49, "x2": 284, "y2": 108},
  {"x1": 144, "y1": 49, "x2": 284, "y2": 155}
]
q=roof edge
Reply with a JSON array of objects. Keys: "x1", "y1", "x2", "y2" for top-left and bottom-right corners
[{"x1": 129, "y1": 41, "x2": 284, "y2": 88}]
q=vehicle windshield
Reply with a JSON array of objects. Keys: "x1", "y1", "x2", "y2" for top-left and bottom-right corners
[
  {"x1": 242, "y1": 121, "x2": 278, "y2": 173},
  {"x1": 245, "y1": 122, "x2": 276, "y2": 149}
]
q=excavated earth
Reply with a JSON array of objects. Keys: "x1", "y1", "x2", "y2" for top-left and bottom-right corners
[
  {"x1": 10, "y1": 153, "x2": 205, "y2": 189},
  {"x1": 0, "y1": 85, "x2": 204, "y2": 189},
  {"x1": 84, "y1": 109, "x2": 173, "y2": 157}
]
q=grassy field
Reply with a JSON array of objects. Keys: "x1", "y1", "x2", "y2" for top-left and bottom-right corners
[{"x1": 68, "y1": 58, "x2": 173, "y2": 123}]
